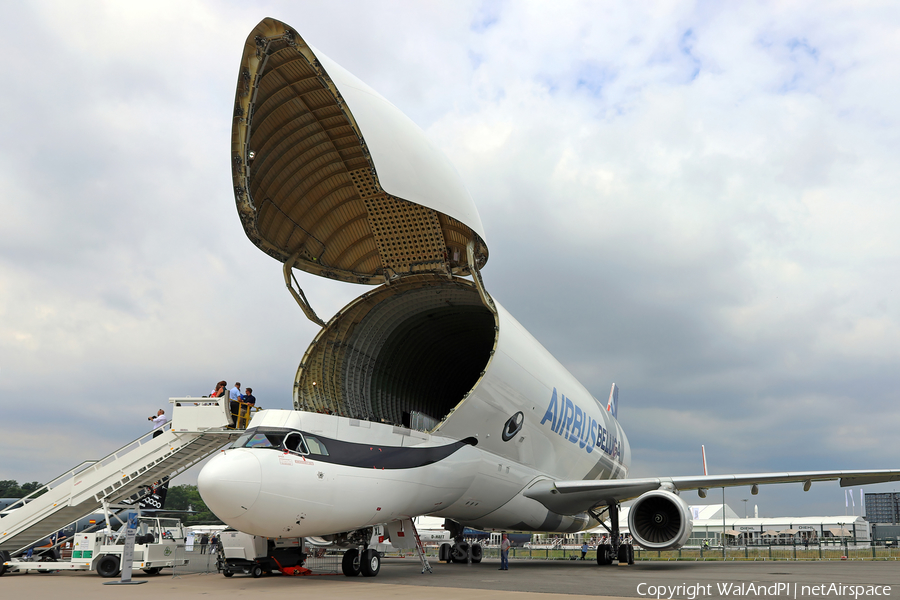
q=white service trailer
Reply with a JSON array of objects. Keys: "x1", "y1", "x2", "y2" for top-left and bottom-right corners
[{"x1": 1, "y1": 517, "x2": 187, "y2": 577}]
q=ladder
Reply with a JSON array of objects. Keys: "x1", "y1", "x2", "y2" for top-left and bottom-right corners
[
  {"x1": 411, "y1": 520, "x2": 433, "y2": 574},
  {"x1": 385, "y1": 518, "x2": 432, "y2": 574},
  {"x1": 0, "y1": 398, "x2": 240, "y2": 556}
]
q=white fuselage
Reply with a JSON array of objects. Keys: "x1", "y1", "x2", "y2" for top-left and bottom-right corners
[
  {"x1": 201, "y1": 19, "x2": 631, "y2": 542},
  {"x1": 199, "y1": 302, "x2": 631, "y2": 538}
]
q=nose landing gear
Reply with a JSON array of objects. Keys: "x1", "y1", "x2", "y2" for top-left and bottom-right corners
[
  {"x1": 361, "y1": 549, "x2": 381, "y2": 577},
  {"x1": 342, "y1": 547, "x2": 381, "y2": 577},
  {"x1": 341, "y1": 548, "x2": 361, "y2": 576}
]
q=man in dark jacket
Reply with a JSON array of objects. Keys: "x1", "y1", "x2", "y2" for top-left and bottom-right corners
[{"x1": 241, "y1": 388, "x2": 256, "y2": 405}]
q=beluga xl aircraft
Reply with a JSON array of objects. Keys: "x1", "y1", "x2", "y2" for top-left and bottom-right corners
[{"x1": 198, "y1": 18, "x2": 900, "y2": 577}]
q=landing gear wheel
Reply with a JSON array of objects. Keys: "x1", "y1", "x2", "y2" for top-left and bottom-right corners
[
  {"x1": 361, "y1": 549, "x2": 381, "y2": 577},
  {"x1": 439, "y1": 542, "x2": 452, "y2": 563},
  {"x1": 251, "y1": 565, "x2": 263, "y2": 578},
  {"x1": 96, "y1": 555, "x2": 120, "y2": 578},
  {"x1": 142, "y1": 567, "x2": 162, "y2": 575},
  {"x1": 618, "y1": 544, "x2": 629, "y2": 563},
  {"x1": 451, "y1": 541, "x2": 469, "y2": 563},
  {"x1": 341, "y1": 548, "x2": 361, "y2": 577},
  {"x1": 0, "y1": 550, "x2": 9, "y2": 576},
  {"x1": 627, "y1": 545, "x2": 635, "y2": 565},
  {"x1": 223, "y1": 570, "x2": 233, "y2": 577},
  {"x1": 596, "y1": 544, "x2": 612, "y2": 566},
  {"x1": 470, "y1": 543, "x2": 483, "y2": 563}
]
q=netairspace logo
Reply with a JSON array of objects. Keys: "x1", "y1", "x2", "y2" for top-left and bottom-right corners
[{"x1": 636, "y1": 582, "x2": 892, "y2": 599}]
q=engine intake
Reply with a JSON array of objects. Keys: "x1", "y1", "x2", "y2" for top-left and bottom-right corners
[{"x1": 628, "y1": 489, "x2": 693, "y2": 550}]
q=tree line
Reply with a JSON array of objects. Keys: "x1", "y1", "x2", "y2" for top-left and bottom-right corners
[
  {"x1": 0, "y1": 480, "x2": 42, "y2": 497},
  {"x1": 164, "y1": 484, "x2": 223, "y2": 525}
]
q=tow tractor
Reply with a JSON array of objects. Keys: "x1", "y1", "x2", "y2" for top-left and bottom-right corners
[
  {"x1": 1, "y1": 515, "x2": 187, "y2": 577},
  {"x1": 217, "y1": 529, "x2": 307, "y2": 577}
]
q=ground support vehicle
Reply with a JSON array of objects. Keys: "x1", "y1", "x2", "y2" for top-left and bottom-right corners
[
  {"x1": 1, "y1": 516, "x2": 187, "y2": 577},
  {"x1": 217, "y1": 530, "x2": 306, "y2": 578},
  {"x1": 0, "y1": 397, "x2": 237, "y2": 570}
]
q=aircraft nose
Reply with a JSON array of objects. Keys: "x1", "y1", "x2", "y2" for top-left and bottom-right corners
[{"x1": 198, "y1": 450, "x2": 261, "y2": 520}]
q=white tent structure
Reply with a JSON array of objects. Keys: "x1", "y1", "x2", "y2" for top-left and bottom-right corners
[{"x1": 574, "y1": 504, "x2": 868, "y2": 545}]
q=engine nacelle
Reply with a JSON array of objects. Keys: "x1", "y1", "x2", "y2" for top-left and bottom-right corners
[{"x1": 628, "y1": 489, "x2": 693, "y2": 550}]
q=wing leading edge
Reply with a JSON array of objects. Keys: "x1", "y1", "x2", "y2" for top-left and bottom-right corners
[{"x1": 523, "y1": 469, "x2": 900, "y2": 516}]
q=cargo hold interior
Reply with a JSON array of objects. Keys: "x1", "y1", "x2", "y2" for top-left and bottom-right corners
[{"x1": 294, "y1": 276, "x2": 497, "y2": 431}]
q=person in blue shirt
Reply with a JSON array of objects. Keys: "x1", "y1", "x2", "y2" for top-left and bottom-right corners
[
  {"x1": 499, "y1": 534, "x2": 511, "y2": 570},
  {"x1": 229, "y1": 383, "x2": 242, "y2": 426}
]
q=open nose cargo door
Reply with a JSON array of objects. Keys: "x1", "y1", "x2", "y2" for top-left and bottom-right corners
[{"x1": 230, "y1": 18, "x2": 497, "y2": 430}]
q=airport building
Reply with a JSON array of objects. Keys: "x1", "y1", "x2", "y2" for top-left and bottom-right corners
[
  {"x1": 684, "y1": 504, "x2": 868, "y2": 545},
  {"x1": 864, "y1": 492, "x2": 900, "y2": 524},
  {"x1": 864, "y1": 492, "x2": 900, "y2": 544}
]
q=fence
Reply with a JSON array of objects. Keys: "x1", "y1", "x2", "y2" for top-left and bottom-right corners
[
  {"x1": 165, "y1": 544, "x2": 343, "y2": 577},
  {"x1": 633, "y1": 544, "x2": 900, "y2": 561},
  {"x1": 383, "y1": 543, "x2": 900, "y2": 563},
  {"x1": 157, "y1": 541, "x2": 900, "y2": 577}
]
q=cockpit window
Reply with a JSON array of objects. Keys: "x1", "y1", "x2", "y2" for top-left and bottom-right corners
[
  {"x1": 283, "y1": 432, "x2": 308, "y2": 454},
  {"x1": 231, "y1": 427, "x2": 327, "y2": 456},
  {"x1": 305, "y1": 435, "x2": 329, "y2": 456},
  {"x1": 245, "y1": 432, "x2": 286, "y2": 448},
  {"x1": 232, "y1": 428, "x2": 288, "y2": 449},
  {"x1": 231, "y1": 430, "x2": 255, "y2": 448}
]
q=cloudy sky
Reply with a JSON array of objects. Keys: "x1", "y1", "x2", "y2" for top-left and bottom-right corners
[{"x1": 2, "y1": 1, "x2": 898, "y2": 519}]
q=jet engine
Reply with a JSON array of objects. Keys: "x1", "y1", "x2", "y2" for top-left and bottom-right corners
[{"x1": 627, "y1": 489, "x2": 693, "y2": 550}]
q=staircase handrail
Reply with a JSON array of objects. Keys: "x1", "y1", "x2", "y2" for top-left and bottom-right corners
[{"x1": 2, "y1": 460, "x2": 102, "y2": 512}]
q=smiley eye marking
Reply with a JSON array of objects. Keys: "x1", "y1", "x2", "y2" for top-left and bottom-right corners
[{"x1": 501, "y1": 411, "x2": 524, "y2": 442}]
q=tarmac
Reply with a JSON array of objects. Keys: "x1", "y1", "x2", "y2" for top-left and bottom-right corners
[{"x1": 2, "y1": 557, "x2": 899, "y2": 599}]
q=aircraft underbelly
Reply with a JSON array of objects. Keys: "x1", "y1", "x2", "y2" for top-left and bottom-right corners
[{"x1": 431, "y1": 471, "x2": 525, "y2": 522}]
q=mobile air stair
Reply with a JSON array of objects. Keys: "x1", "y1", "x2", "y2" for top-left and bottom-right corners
[{"x1": 0, "y1": 398, "x2": 241, "y2": 558}]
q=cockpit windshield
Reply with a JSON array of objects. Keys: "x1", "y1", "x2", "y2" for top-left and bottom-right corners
[
  {"x1": 231, "y1": 427, "x2": 328, "y2": 456},
  {"x1": 231, "y1": 428, "x2": 286, "y2": 449}
]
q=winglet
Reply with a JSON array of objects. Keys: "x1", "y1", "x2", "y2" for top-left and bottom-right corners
[{"x1": 606, "y1": 383, "x2": 619, "y2": 419}]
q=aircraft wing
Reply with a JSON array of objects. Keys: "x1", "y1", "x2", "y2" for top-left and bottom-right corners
[{"x1": 523, "y1": 469, "x2": 900, "y2": 516}]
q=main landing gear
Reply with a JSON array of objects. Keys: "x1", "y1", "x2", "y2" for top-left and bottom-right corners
[
  {"x1": 590, "y1": 503, "x2": 634, "y2": 566},
  {"x1": 437, "y1": 541, "x2": 483, "y2": 564},
  {"x1": 438, "y1": 520, "x2": 483, "y2": 564}
]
